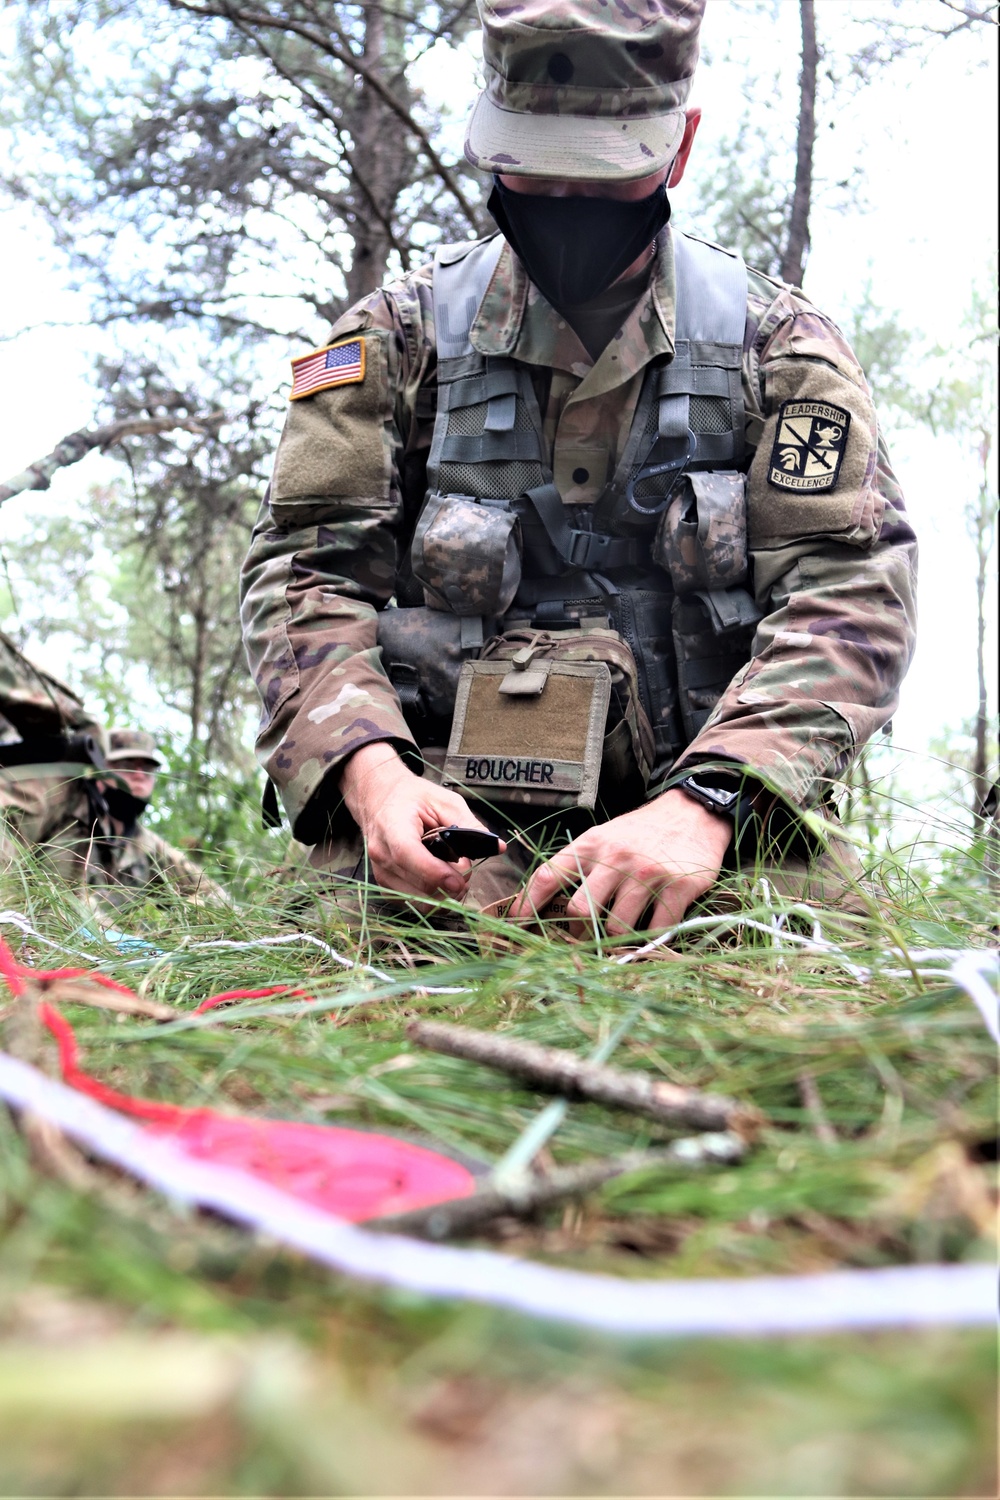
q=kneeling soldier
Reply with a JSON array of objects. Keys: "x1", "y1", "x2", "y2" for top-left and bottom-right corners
[
  {"x1": 241, "y1": 0, "x2": 916, "y2": 933},
  {"x1": 0, "y1": 631, "x2": 109, "y2": 881}
]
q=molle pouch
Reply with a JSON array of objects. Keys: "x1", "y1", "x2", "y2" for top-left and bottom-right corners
[
  {"x1": 443, "y1": 630, "x2": 654, "y2": 812},
  {"x1": 410, "y1": 493, "x2": 522, "y2": 617},
  {"x1": 376, "y1": 606, "x2": 480, "y2": 734},
  {"x1": 610, "y1": 589, "x2": 683, "y2": 777},
  {"x1": 653, "y1": 472, "x2": 749, "y2": 595}
]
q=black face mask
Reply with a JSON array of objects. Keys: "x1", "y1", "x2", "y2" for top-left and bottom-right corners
[
  {"x1": 487, "y1": 177, "x2": 670, "y2": 310},
  {"x1": 103, "y1": 785, "x2": 150, "y2": 828}
]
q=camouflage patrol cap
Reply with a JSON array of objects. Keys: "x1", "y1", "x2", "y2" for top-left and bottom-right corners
[
  {"x1": 106, "y1": 728, "x2": 166, "y2": 769},
  {"x1": 465, "y1": 0, "x2": 705, "y2": 182}
]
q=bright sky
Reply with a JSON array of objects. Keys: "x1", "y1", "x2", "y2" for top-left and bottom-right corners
[{"x1": 0, "y1": 0, "x2": 996, "y2": 807}]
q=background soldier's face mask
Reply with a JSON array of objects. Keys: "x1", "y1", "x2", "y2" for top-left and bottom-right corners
[
  {"x1": 102, "y1": 785, "x2": 150, "y2": 824},
  {"x1": 487, "y1": 178, "x2": 671, "y2": 309}
]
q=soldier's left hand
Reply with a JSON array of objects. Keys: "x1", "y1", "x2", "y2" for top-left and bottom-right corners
[{"x1": 510, "y1": 788, "x2": 731, "y2": 936}]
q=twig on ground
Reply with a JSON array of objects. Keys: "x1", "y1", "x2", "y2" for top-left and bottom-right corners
[
  {"x1": 407, "y1": 1020, "x2": 763, "y2": 1139},
  {"x1": 366, "y1": 1133, "x2": 747, "y2": 1239},
  {"x1": 797, "y1": 1069, "x2": 838, "y2": 1147}
]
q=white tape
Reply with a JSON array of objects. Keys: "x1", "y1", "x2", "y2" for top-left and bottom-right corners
[
  {"x1": 0, "y1": 1050, "x2": 994, "y2": 1338},
  {"x1": 0, "y1": 913, "x2": 466, "y2": 1000},
  {"x1": 182, "y1": 933, "x2": 459, "y2": 996},
  {"x1": 940, "y1": 950, "x2": 999, "y2": 1044}
]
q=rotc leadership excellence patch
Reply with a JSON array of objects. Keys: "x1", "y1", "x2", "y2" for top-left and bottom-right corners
[
  {"x1": 290, "y1": 338, "x2": 365, "y2": 400},
  {"x1": 768, "y1": 400, "x2": 851, "y2": 492}
]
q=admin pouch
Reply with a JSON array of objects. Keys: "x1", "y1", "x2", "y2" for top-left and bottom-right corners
[{"x1": 443, "y1": 629, "x2": 654, "y2": 812}]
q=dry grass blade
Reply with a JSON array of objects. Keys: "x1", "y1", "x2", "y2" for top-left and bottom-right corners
[{"x1": 34, "y1": 979, "x2": 176, "y2": 1023}]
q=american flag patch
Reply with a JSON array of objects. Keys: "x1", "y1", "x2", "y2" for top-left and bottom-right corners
[{"x1": 289, "y1": 338, "x2": 365, "y2": 400}]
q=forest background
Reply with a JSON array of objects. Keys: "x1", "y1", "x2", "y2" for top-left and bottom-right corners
[{"x1": 0, "y1": 0, "x2": 996, "y2": 874}]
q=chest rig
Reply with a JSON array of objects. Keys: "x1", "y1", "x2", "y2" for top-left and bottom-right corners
[{"x1": 389, "y1": 230, "x2": 762, "y2": 786}]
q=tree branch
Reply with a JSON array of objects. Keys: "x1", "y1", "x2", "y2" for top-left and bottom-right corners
[
  {"x1": 0, "y1": 415, "x2": 225, "y2": 507},
  {"x1": 366, "y1": 1136, "x2": 748, "y2": 1239},
  {"x1": 166, "y1": 0, "x2": 482, "y2": 231},
  {"x1": 936, "y1": 0, "x2": 999, "y2": 29},
  {"x1": 407, "y1": 1020, "x2": 763, "y2": 1138},
  {"x1": 233, "y1": 16, "x2": 411, "y2": 271}
]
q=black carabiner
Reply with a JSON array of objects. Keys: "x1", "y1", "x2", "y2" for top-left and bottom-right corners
[{"x1": 625, "y1": 431, "x2": 696, "y2": 517}]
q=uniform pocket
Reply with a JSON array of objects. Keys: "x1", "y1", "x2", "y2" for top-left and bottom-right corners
[
  {"x1": 270, "y1": 329, "x2": 393, "y2": 519},
  {"x1": 411, "y1": 494, "x2": 522, "y2": 616}
]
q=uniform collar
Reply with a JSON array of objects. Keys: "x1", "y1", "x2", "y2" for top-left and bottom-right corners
[{"x1": 470, "y1": 227, "x2": 677, "y2": 393}]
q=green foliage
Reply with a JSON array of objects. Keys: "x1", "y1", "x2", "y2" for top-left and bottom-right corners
[
  {"x1": 844, "y1": 279, "x2": 924, "y2": 422},
  {"x1": 688, "y1": 112, "x2": 796, "y2": 279},
  {"x1": 0, "y1": 465, "x2": 263, "y2": 841}
]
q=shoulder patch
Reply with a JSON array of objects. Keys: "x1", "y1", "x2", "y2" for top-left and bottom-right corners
[
  {"x1": 290, "y1": 338, "x2": 365, "y2": 400},
  {"x1": 767, "y1": 400, "x2": 850, "y2": 492}
]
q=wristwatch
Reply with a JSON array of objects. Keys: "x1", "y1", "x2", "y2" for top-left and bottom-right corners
[
  {"x1": 675, "y1": 773, "x2": 742, "y2": 819},
  {"x1": 676, "y1": 774, "x2": 766, "y2": 859}
]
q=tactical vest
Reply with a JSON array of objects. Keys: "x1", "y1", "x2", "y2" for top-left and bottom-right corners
[{"x1": 385, "y1": 230, "x2": 763, "y2": 787}]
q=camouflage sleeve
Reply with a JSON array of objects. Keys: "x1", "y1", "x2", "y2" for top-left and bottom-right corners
[
  {"x1": 674, "y1": 279, "x2": 918, "y2": 810},
  {"x1": 240, "y1": 269, "x2": 435, "y2": 842}
]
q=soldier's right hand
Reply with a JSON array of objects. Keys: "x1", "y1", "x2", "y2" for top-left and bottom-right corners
[{"x1": 339, "y1": 742, "x2": 503, "y2": 898}]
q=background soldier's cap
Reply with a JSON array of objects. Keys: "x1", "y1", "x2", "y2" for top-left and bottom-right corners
[
  {"x1": 465, "y1": 0, "x2": 704, "y2": 182},
  {"x1": 106, "y1": 728, "x2": 166, "y2": 769}
]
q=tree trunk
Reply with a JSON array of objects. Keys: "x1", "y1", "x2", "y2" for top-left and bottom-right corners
[
  {"x1": 971, "y1": 429, "x2": 994, "y2": 830},
  {"x1": 781, "y1": 0, "x2": 818, "y2": 287},
  {"x1": 342, "y1": 4, "x2": 407, "y2": 303}
]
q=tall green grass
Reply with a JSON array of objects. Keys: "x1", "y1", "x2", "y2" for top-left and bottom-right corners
[{"x1": 0, "y1": 771, "x2": 996, "y2": 1495}]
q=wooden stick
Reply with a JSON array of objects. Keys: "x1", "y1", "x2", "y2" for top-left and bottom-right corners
[
  {"x1": 366, "y1": 1133, "x2": 747, "y2": 1239},
  {"x1": 407, "y1": 1020, "x2": 762, "y2": 1139},
  {"x1": 797, "y1": 1069, "x2": 838, "y2": 1147}
]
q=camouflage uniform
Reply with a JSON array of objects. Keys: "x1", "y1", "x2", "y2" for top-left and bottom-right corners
[
  {"x1": 240, "y1": 1, "x2": 917, "y2": 911},
  {"x1": 0, "y1": 632, "x2": 109, "y2": 879}
]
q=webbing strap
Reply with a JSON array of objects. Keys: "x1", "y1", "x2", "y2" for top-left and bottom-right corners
[
  {"x1": 658, "y1": 361, "x2": 735, "y2": 396},
  {"x1": 696, "y1": 587, "x2": 763, "y2": 634},
  {"x1": 484, "y1": 393, "x2": 516, "y2": 432},
  {"x1": 524, "y1": 484, "x2": 642, "y2": 571},
  {"x1": 440, "y1": 368, "x2": 521, "y2": 408},
  {"x1": 439, "y1": 431, "x2": 540, "y2": 464}
]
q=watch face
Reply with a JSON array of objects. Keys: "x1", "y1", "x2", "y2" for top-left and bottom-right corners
[
  {"x1": 705, "y1": 786, "x2": 738, "y2": 810},
  {"x1": 681, "y1": 778, "x2": 739, "y2": 814}
]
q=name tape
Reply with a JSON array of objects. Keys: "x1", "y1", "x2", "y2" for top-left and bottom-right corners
[{"x1": 447, "y1": 756, "x2": 582, "y2": 791}]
